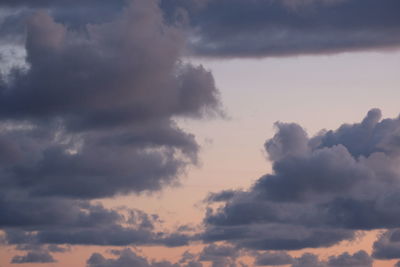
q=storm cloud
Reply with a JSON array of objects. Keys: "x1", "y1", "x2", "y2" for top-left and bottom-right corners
[{"x1": 203, "y1": 109, "x2": 400, "y2": 250}]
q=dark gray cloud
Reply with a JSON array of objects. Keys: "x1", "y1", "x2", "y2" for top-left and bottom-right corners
[
  {"x1": 87, "y1": 248, "x2": 202, "y2": 267},
  {"x1": 254, "y1": 251, "x2": 293, "y2": 266},
  {"x1": 206, "y1": 190, "x2": 237, "y2": 203},
  {"x1": 285, "y1": 251, "x2": 372, "y2": 267},
  {"x1": 0, "y1": 123, "x2": 199, "y2": 199},
  {"x1": 0, "y1": 196, "x2": 121, "y2": 228},
  {"x1": 47, "y1": 244, "x2": 70, "y2": 253},
  {"x1": 0, "y1": 2, "x2": 220, "y2": 126},
  {"x1": 2, "y1": 202, "x2": 192, "y2": 248},
  {"x1": 0, "y1": 0, "x2": 224, "y2": 260},
  {"x1": 0, "y1": 0, "x2": 125, "y2": 25},
  {"x1": 199, "y1": 244, "x2": 239, "y2": 267},
  {"x1": 178, "y1": 251, "x2": 203, "y2": 267},
  {"x1": 0, "y1": 0, "x2": 219, "y2": 200},
  {"x1": 86, "y1": 246, "x2": 376, "y2": 267},
  {"x1": 161, "y1": 0, "x2": 400, "y2": 57},
  {"x1": 291, "y1": 253, "x2": 326, "y2": 267},
  {"x1": 87, "y1": 248, "x2": 176, "y2": 267},
  {"x1": 3, "y1": 0, "x2": 399, "y2": 58},
  {"x1": 0, "y1": 0, "x2": 220, "y2": 249},
  {"x1": 202, "y1": 109, "x2": 400, "y2": 250},
  {"x1": 372, "y1": 229, "x2": 400, "y2": 259},
  {"x1": 326, "y1": 250, "x2": 373, "y2": 267},
  {"x1": 11, "y1": 250, "x2": 56, "y2": 264},
  {"x1": 202, "y1": 224, "x2": 355, "y2": 251},
  {"x1": 0, "y1": 0, "x2": 118, "y2": 6},
  {"x1": 0, "y1": 9, "x2": 27, "y2": 45}
]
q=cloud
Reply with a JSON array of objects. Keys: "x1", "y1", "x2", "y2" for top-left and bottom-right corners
[
  {"x1": 86, "y1": 245, "x2": 243, "y2": 267},
  {"x1": 199, "y1": 244, "x2": 239, "y2": 267},
  {"x1": 2, "y1": 0, "x2": 400, "y2": 58},
  {"x1": 11, "y1": 250, "x2": 56, "y2": 264},
  {"x1": 0, "y1": 0, "x2": 108, "y2": 6},
  {"x1": 0, "y1": 0, "x2": 221, "y2": 253},
  {"x1": 1, "y1": 2, "x2": 220, "y2": 126},
  {"x1": 206, "y1": 190, "x2": 237, "y2": 203},
  {"x1": 254, "y1": 251, "x2": 293, "y2": 266},
  {"x1": 86, "y1": 247, "x2": 373, "y2": 267},
  {"x1": 87, "y1": 248, "x2": 201, "y2": 267},
  {"x1": 291, "y1": 253, "x2": 326, "y2": 267},
  {"x1": 2, "y1": 203, "x2": 193, "y2": 248},
  {"x1": 161, "y1": 0, "x2": 400, "y2": 57},
  {"x1": 1, "y1": 5, "x2": 222, "y2": 263},
  {"x1": 0, "y1": 197, "x2": 121, "y2": 228},
  {"x1": 202, "y1": 224, "x2": 355, "y2": 251},
  {"x1": 326, "y1": 250, "x2": 372, "y2": 267},
  {"x1": 276, "y1": 250, "x2": 373, "y2": 267},
  {"x1": 202, "y1": 109, "x2": 400, "y2": 250},
  {"x1": 87, "y1": 248, "x2": 167, "y2": 267},
  {"x1": 0, "y1": 0, "x2": 220, "y2": 200},
  {"x1": 372, "y1": 229, "x2": 400, "y2": 259},
  {"x1": 0, "y1": 123, "x2": 199, "y2": 199}
]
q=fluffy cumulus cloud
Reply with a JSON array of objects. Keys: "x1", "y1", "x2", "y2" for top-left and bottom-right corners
[
  {"x1": 203, "y1": 109, "x2": 400, "y2": 251},
  {"x1": 0, "y1": 0, "x2": 221, "y2": 261},
  {"x1": 160, "y1": 0, "x2": 400, "y2": 57}
]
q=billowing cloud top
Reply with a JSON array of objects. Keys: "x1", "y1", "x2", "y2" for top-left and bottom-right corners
[{"x1": 204, "y1": 109, "x2": 400, "y2": 251}]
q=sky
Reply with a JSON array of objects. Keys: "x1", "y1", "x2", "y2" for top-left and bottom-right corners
[{"x1": 0, "y1": 0, "x2": 400, "y2": 266}]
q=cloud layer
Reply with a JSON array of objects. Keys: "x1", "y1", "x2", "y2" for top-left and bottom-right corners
[
  {"x1": 2, "y1": 0, "x2": 399, "y2": 58},
  {"x1": 161, "y1": 0, "x2": 400, "y2": 57}
]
